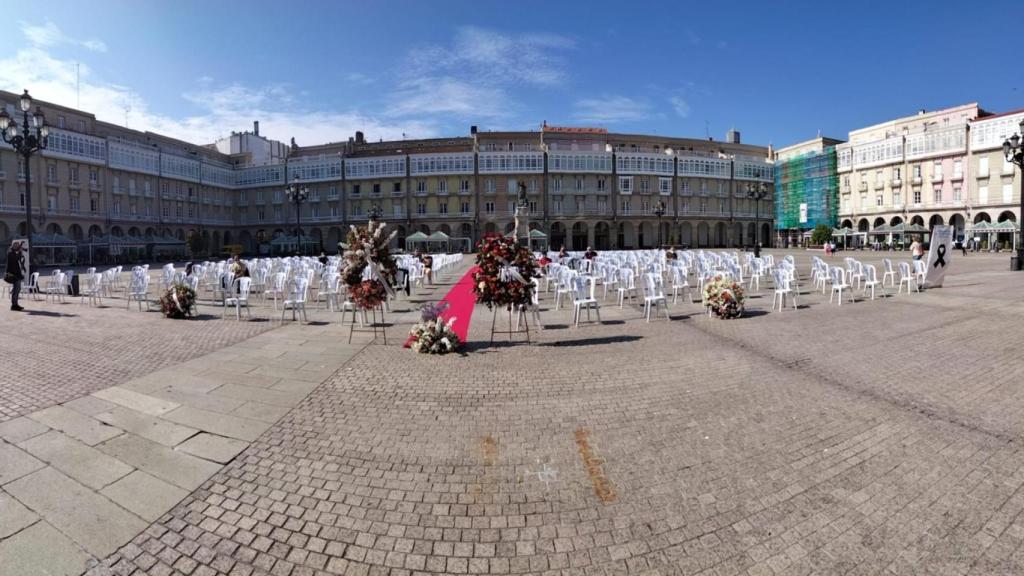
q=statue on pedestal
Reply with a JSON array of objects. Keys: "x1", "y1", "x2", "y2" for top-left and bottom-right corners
[{"x1": 513, "y1": 181, "x2": 530, "y2": 246}]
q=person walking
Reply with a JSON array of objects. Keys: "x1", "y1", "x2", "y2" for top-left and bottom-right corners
[
  {"x1": 961, "y1": 238, "x2": 968, "y2": 257},
  {"x1": 6, "y1": 241, "x2": 26, "y2": 311},
  {"x1": 910, "y1": 236, "x2": 924, "y2": 261}
]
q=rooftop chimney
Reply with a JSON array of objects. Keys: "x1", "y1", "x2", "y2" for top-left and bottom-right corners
[
  {"x1": 253, "y1": 121, "x2": 259, "y2": 136},
  {"x1": 355, "y1": 131, "x2": 365, "y2": 144}
]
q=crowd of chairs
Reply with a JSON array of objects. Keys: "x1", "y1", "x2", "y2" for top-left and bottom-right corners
[
  {"x1": 12, "y1": 253, "x2": 463, "y2": 324},
  {"x1": 531, "y1": 248, "x2": 931, "y2": 327}
]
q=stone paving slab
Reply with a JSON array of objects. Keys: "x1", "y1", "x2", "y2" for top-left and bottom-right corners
[
  {"x1": 17, "y1": 430, "x2": 134, "y2": 490},
  {"x1": 174, "y1": 432, "x2": 249, "y2": 464},
  {"x1": 161, "y1": 405, "x2": 269, "y2": 441},
  {"x1": 230, "y1": 400, "x2": 292, "y2": 423},
  {"x1": 147, "y1": 387, "x2": 249, "y2": 414},
  {"x1": 0, "y1": 519, "x2": 92, "y2": 576},
  {"x1": 91, "y1": 386, "x2": 180, "y2": 416},
  {"x1": 99, "y1": 471, "x2": 189, "y2": 523},
  {"x1": 0, "y1": 440, "x2": 45, "y2": 486},
  {"x1": 93, "y1": 406, "x2": 199, "y2": 448},
  {"x1": 96, "y1": 433, "x2": 221, "y2": 492},
  {"x1": 63, "y1": 394, "x2": 119, "y2": 417},
  {"x1": 0, "y1": 416, "x2": 49, "y2": 444},
  {"x1": 5, "y1": 466, "x2": 148, "y2": 557},
  {"x1": 207, "y1": 382, "x2": 306, "y2": 407},
  {"x1": 0, "y1": 491, "x2": 38, "y2": 539},
  {"x1": 27, "y1": 405, "x2": 123, "y2": 446}
]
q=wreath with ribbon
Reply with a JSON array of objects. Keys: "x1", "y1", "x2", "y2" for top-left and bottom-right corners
[
  {"x1": 340, "y1": 220, "x2": 398, "y2": 309},
  {"x1": 472, "y1": 234, "x2": 538, "y2": 309}
]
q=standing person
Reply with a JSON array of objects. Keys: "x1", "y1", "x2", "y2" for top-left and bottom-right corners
[
  {"x1": 318, "y1": 251, "x2": 328, "y2": 266},
  {"x1": 910, "y1": 236, "x2": 924, "y2": 261},
  {"x1": 961, "y1": 238, "x2": 968, "y2": 257},
  {"x1": 6, "y1": 241, "x2": 26, "y2": 311},
  {"x1": 753, "y1": 242, "x2": 762, "y2": 259}
]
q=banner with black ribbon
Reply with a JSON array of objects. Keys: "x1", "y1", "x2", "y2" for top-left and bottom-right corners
[{"x1": 924, "y1": 224, "x2": 953, "y2": 288}]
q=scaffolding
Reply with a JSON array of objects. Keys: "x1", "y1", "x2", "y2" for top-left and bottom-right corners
[{"x1": 774, "y1": 147, "x2": 838, "y2": 246}]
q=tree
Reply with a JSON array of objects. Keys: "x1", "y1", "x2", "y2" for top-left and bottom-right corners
[{"x1": 810, "y1": 224, "x2": 832, "y2": 246}]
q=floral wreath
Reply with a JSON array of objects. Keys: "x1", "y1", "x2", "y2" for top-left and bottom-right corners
[{"x1": 472, "y1": 234, "x2": 538, "y2": 309}]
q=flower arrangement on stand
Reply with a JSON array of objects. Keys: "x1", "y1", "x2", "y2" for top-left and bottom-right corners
[
  {"x1": 702, "y1": 274, "x2": 745, "y2": 319},
  {"x1": 472, "y1": 234, "x2": 538, "y2": 310},
  {"x1": 159, "y1": 282, "x2": 196, "y2": 319},
  {"x1": 339, "y1": 219, "x2": 398, "y2": 309},
  {"x1": 408, "y1": 302, "x2": 461, "y2": 354}
]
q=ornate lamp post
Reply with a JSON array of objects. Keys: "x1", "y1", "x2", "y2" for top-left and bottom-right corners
[
  {"x1": 654, "y1": 200, "x2": 666, "y2": 247},
  {"x1": 0, "y1": 90, "x2": 49, "y2": 274},
  {"x1": 285, "y1": 176, "x2": 309, "y2": 255},
  {"x1": 747, "y1": 181, "x2": 769, "y2": 248},
  {"x1": 1002, "y1": 120, "x2": 1024, "y2": 269}
]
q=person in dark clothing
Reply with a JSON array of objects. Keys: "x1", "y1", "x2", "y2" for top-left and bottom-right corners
[
  {"x1": 753, "y1": 242, "x2": 762, "y2": 258},
  {"x1": 6, "y1": 241, "x2": 26, "y2": 311},
  {"x1": 318, "y1": 252, "x2": 328, "y2": 266}
]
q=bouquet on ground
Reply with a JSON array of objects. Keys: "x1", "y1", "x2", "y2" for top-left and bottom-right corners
[
  {"x1": 408, "y1": 302, "x2": 461, "y2": 354},
  {"x1": 159, "y1": 282, "x2": 196, "y2": 319},
  {"x1": 472, "y1": 234, "x2": 538, "y2": 309},
  {"x1": 339, "y1": 219, "x2": 398, "y2": 309},
  {"x1": 702, "y1": 274, "x2": 745, "y2": 319}
]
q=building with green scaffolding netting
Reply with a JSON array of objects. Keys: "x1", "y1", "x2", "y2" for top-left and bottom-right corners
[{"x1": 773, "y1": 137, "x2": 844, "y2": 247}]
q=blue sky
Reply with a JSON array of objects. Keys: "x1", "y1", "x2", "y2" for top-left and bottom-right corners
[{"x1": 1, "y1": 0, "x2": 1022, "y2": 148}]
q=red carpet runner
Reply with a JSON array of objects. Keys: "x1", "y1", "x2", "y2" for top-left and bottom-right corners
[{"x1": 404, "y1": 266, "x2": 478, "y2": 346}]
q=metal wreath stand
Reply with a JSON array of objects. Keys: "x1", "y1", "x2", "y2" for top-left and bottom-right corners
[{"x1": 488, "y1": 185, "x2": 534, "y2": 345}]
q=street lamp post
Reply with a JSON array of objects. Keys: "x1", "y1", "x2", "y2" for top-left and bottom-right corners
[
  {"x1": 654, "y1": 200, "x2": 666, "y2": 247},
  {"x1": 1002, "y1": 120, "x2": 1024, "y2": 270},
  {"x1": 746, "y1": 182, "x2": 769, "y2": 249},
  {"x1": 285, "y1": 176, "x2": 309, "y2": 255},
  {"x1": 0, "y1": 90, "x2": 49, "y2": 274}
]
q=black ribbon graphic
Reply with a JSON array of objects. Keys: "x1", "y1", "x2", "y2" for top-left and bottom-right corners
[{"x1": 934, "y1": 244, "x2": 946, "y2": 268}]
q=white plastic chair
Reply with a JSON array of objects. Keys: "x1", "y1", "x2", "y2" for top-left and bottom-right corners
[
  {"x1": 669, "y1": 266, "x2": 693, "y2": 304},
  {"x1": 616, "y1": 268, "x2": 637, "y2": 308},
  {"x1": 79, "y1": 273, "x2": 103, "y2": 307},
  {"x1": 898, "y1": 262, "x2": 920, "y2": 294},
  {"x1": 125, "y1": 273, "x2": 150, "y2": 311},
  {"x1": 881, "y1": 258, "x2": 897, "y2": 287},
  {"x1": 771, "y1": 269, "x2": 797, "y2": 312},
  {"x1": 862, "y1": 264, "x2": 883, "y2": 300},
  {"x1": 223, "y1": 277, "x2": 252, "y2": 320},
  {"x1": 572, "y1": 275, "x2": 601, "y2": 327},
  {"x1": 829, "y1": 266, "x2": 854, "y2": 305},
  {"x1": 642, "y1": 273, "x2": 669, "y2": 322},
  {"x1": 281, "y1": 278, "x2": 309, "y2": 323},
  {"x1": 265, "y1": 272, "x2": 287, "y2": 309}
]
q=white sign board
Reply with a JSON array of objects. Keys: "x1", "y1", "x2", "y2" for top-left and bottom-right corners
[
  {"x1": 924, "y1": 225, "x2": 953, "y2": 288},
  {"x1": 799, "y1": 203, "x2": 808, "y2": 224}
]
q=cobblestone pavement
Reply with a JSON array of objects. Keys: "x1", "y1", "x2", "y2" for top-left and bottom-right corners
[
  {"x1": 0, "y1": 289, "x2": 274, "y2": 422},
  {"x1": 50, "y1": 251, "x2": 1024, "y2": 574}
]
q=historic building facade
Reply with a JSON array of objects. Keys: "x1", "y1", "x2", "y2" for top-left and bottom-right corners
[
  {"x1": 1, "y1": 90, "x2": 776, "y2": 258},
  {"x1": 832, "y1": 102, "x2": 1024, "y2": 246}
]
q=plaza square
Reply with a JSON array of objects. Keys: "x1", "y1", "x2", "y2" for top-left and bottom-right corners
[{"x1": 3, "y1": 2, "x2": 1024, "y2": 575}]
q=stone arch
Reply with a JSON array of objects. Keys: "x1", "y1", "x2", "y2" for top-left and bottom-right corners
[
  {"x1": 0, "y1": 221, "x2": 9, "y2": 242},
  {"x1": 998, "y1": 210, "x2": 1016, "y2": 224},
  {"x1": 17, "y1": 222, "x2": 33, "y2": 236},
  {"x1": 46, "y1": 223, "x2": 63, "y2": 236},
  {"x1": 223, "y1": 230, "x2": 232, "y2": 247},
  {"x1": 438, "y1": 224, "x2": 452, "y2": 235},
  {"x1": 974, "y1": 212, "x2": 991, "y2": 224},
  {"x1": 841, "y1": 218, "x2": 853, "y2": 228},
  {"x1": 857, "y1": 218, "x2": 870, "y2": 232},
  {"x1": 594, "y1": 221, "x2": 611, "y2": 251},
  {"x1": 504, "y1": 222, "x2": 516, "y2": 234},
  {"x1": 272, "y1": 228, "x2": 285, "y2": 239},
  {"x1": 394, "y1": 225, "x2": 406, "y2": 251},
  {"x1": 127, "y1": 226, "x2": 140, "y2": 237},
  {"x1": 239, "y1": 230, "x2": 253, "y2": 252},
  {"x1": 928, "y1": 214, "x2": 944, "y2": 230},
  {"x1": 889, "y1": 216, "x2": 904, "y2": 226},
  {"x1": 327, "y1": 227, "x2": 342, "y2": 248},
  {"x1": 418, "y1": 224, "x2": 430, "y2": 234},
  {"x1": 761, "y1": 223, "x2": 771, "y2": 246},
  {"x1": 747, "y1": 222, "x2": 756, "y2": 245},
  {"x1": 68, "y1": 224, "x2": 84, "y2": 241},
  {"x1": 144, "y1": 227, "x2": 156, "y2": 238},
  {"x1": 212, "y1": 231, "x2": 222, "y2": 251},
  {"x1": 949, "y1": 214, "x2": 965, "y2": 237},
  {"x1": 549, "y1": 222, "x2": 566, "y2": 249},
  {"x1": 638, "y1": 221, "x2": 652, "y2": 249},
  {"x1": 460, "y1": 223, "x2": 472, "y2": 239},
  {"x1": 697, "y1": 222, "x2": 709, "y2": 247},
  {"x1": 617, "y1": 221, "x2": 634, "y2": 249},
  {"x1": 484, "y1": 222, "x2": 498, "y2": 235},
  {"x1": 111, "y1": 226, "x2": 124, "y2": 237},
  {"x1": 571, "y1": 222, "x2": 588, "y2": 250},
  {"x1": 873, "y1": 217, "x2": 886, "y2": 228},
  {"x1": 715, "y1": 222, "x2": 727, "y2": 247},
  {"x1": 733, "y1": 222, "x2": 743, "y2": 247},
  {"x1": 678, "y1": 222, "x2": 692, "y2": 247},
  {"x1": 910, "y1": 215, "x2": 925, "y2": 226},
  {"x1": 310, "y1": 229, "x2": 323, "y2": 252}
]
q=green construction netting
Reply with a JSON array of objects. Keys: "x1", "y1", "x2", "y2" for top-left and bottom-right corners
[{"x1": 774, "y1": 146, "x2": 838, "y2": 231}]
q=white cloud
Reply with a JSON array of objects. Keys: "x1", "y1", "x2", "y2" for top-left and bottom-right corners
[
  {"x1": 345, "y1": 73, "x2": 375, "y2": 86},
  {"x1": 0, "y1": 44, "x2": 437, "y2": 145},
  {"x1": 21, "y1": 20, "x2": 107, "y2": 52},
  {"x1": 572, "y1": 95, "x2": 651, "y2": 124},
  {"x1": 390, "y1": 26, "x2": 574, "y2": 120},
  {"x1": 670, "y1": 96, "x2": 691, "y2": 118}
]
